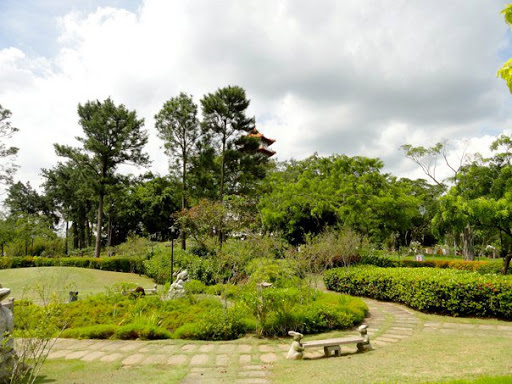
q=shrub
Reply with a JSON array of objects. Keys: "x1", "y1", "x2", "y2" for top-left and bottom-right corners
[
  {"x1": 184, "y1": 280, "x2": 206, "y2": 294},
  {"x1": 239, "y1": 285, "x2": 367, "y2": 337},
  {"x1": 245, "y1": 258, "x2": 300, "y2": 288},
  {"x1": 60, "y1": 324, "x2": 117, "y2": 339},
  {"x1": 358, "y1": 254, "x2": 506, "y2": 274},
  {"x1": 324, "y1": 266, "x2": 512, "y2": 319},
  {"x1": 173, "y1": 306, "x2": 253, "y2": 340}
]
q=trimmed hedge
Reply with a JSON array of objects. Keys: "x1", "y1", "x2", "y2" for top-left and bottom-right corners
[
  {"x1": 0, "y1": 256, "x2": 144, "y2": 274},
  {"x1": 324, "y1": 266, "x2": 512, "y2": 319},
  {"x1": 360, "y1": 254, "x2": 504, "y2": 274}
]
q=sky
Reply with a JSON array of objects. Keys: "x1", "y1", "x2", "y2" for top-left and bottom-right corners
[{"x1": 2, "y1": 0, "x2": 512, "y2": 194}]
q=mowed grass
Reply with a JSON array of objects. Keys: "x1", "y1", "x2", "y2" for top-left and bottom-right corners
[
  {"x1": 35, "y1": 359, "x2": 187, "y2": 384},
  {"x1": 272, "y1": 322, "x2": 512, "y2": 383},
  {"x1": 0, "y1": 267, "x2": 160, "y2": 302}
]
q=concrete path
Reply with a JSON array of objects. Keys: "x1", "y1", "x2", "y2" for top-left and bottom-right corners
[{"x1": 45, "y1": 298, "x2": 430, "y2": 383}]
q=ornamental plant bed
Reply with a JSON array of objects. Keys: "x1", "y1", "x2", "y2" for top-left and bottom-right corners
[{"x1": 324, "y1": 266, "x2": 512, "y2": 319}]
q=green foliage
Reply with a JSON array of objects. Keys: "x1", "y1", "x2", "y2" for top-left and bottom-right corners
[
  {"x1": 260, "y1": 155, "x2": 424, "y2": 246},
  {"x1": 239, "y1": 285, "x2": 367, "y2": 337},
  {"x1": 173, "y1": 305, "x2": 252, "y2": 340},
  {"x1": 0, "y1": 104, "x2": 19, "y2": 185},
  {"x1": 0, "y1": 256, "x2": 145, "y2": 274},
  {"x1": 245, "y1": 258, "x2": 300, "y2": 287},
  {"x1": 183, "y1": 279, "x2": 206, "y2": 294},
  {"x1": 324, "y1": 266, "x2": 512, "y2": 319},
  {"x1": 55, "y1": 97, "x2": 150, "y2": 258}
]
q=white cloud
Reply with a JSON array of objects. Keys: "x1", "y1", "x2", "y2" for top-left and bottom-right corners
[{"x1": 1, "y1": 0, "x2": 512, "y2": 194}]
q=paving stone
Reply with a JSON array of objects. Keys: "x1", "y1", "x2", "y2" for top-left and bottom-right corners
[
  {"x1": 258, "y1": 345, "x2": 274, "y2": 353},
  {"x1": 235, "y1": 379, "x2": 269, "y2": 384},
  {"x1": 65, "y1": 350, "x2": 89, "y2": 360},
  {"x1": 260, "y1": 353, "x2": 278, "y2": 363},
  {"x1": 199, "y1": 344, "x2": 215, "y2": 352},
  {"x1": 81, "y1": 351, "x2": 105, "y2": 361},
  {"x1": 243, "y1": 365, "x2": 268, "y2": 370},
  {"x1": 190, "y1": 354, "x2": 210, "y2": 365},
  {"x1": 102, "y1": 342, "x2": 126, "y2": 351},
  {"x1": 100, "y1": 353, "x2": 122, "y2": 362},
  {"x1": 238, "y1": 344, "x2": 253, "y2": 353},
  {"x1": 88, "y1": 341, "x2": 116, "y2": 350},
  {"x1": 83, "y1": 341, "x2": 108, "y2": 351},
  {"x1": 216, "y1": 354, "x2": 229, "y2": 366},
  {"x1": 277, "y1": 344, "x2": 289, "y2": 351},
  {"x1": 122, "y1": 353, "x2": 145, "y2": 365},
  {"x1": 239, "y1": 370, "x2": 270, "y2": 377},
  {"x1": 218, "y1": 344, "x2": 235, "y2": 352},
  {"x1": 119, "y1": 343, "x2": 140, "y2": 352},
  {"x1": 424, "y1": 322, "x2": 441, "y2": 327},
  {"x1": 497, "y1": 325, "x2": 512, "y2": 331},
  {"x1": 167, "y1": 354, "x2": 187, "y2": 365},
  {"x1": 159, "y1": 345, "x2": 179, "y2": 353},
  {"x1": 53, "y1": 339, "x2": 77, "y2": 349},
  {"x1": 47, "y1": 350, "x2": 69, "y2": 359},
  {"x1": 479, "y1": 324, "x2": 498, "y2": 330},
  {"x1": 389, "y1": 326, "x2": 414, "y2": 332},
  {"x1": 384, "y1": 333, "x2": 409, "y2": 339},
  {"x1": 181, "y1": 344, "x2": 197, "y2": 352},
  {"x1": 141, "y1": 354, "x2": 167, "y2": 364},
  {"x1": 239, "y1": 354, "x2": 251, "y2": 364},
  {"x1": 376, "y1": 336, "x2": 399, "y2": 343}
]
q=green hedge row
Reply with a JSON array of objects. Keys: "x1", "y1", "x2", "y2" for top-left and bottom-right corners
[
  {"x1": 324, "y1": 266, "x2": 512, "y2": 319},
  {"x1": 360, "y1": 254, "x2": 504, "y2": 274},
  {"x1": 0, "y1": 256, "x2": 145, "y2": 274}
]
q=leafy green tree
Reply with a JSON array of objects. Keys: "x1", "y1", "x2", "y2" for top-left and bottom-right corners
[
  {"x1": 42, "y1": 161, "x2": 97, "y2": 253},
  {"x1": 155, "y1": 93, "x2": 201, "y2": 249},
  {"x1": 200, "y1": 86, "x2": 257, "y2": 200},
  {"x1": 0, "y1": 214, "x2": 15, "y2": 256},
  {"x1": 259, "y1": 154, "x2": 422, "y2": 246},
  {"x1": 0, "y1": 105, "x2": 19, "y2": 186},
  {"x1": 55, "y1": 98, "x2": 149, "y2": 258},
  {"x1": 434, "y1": 135, "x2": 512, "y2": 271}
]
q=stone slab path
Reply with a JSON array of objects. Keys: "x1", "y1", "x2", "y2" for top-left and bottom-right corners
[{"x1": 45, "y1": 298, "x2": 512, "y2": 383}]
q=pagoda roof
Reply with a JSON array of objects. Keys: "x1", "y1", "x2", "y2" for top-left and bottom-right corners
[{"x1": 248, "y1": 128, "x2": 276, "y2": 145}]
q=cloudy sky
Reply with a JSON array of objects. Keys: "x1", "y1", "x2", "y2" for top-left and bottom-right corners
[{"x1": 2, "y1": 0, "x2": 512, "y2": 193}]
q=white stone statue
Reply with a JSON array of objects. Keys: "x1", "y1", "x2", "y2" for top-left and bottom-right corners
[
  {"x1": 0, "y1": 286, "x2": 15, "y2": 381},
  {"x1": 286, "y1": 331, "x2": 304, "y2": 360},
  {"x1": 166, "y1": 270, "x2": 190, "y2": 299}
]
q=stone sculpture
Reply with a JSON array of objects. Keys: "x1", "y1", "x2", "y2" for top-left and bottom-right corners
[
  {"x1": 356, "y1": 324, "x2": 372, "y2": 352},
  {"x1": 0, "y1": 286, "x2": 15, "y2": 381},
  {"x1": 286, "y1": 331, "x2": 304, "y2": 360},
  {"x1": 167, "y1": 270, "x2": 189, "y2": 299}
]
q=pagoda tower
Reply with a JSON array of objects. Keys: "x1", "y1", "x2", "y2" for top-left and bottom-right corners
[{"x1": 247, "y1": 128, "x2": 276, "y2": 157}]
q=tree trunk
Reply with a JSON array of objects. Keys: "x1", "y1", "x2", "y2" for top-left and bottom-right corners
[
  {"x1": 65, "y1": 220, "x2": 69, "y2": 255},
  {"x1": 503, "y1": 252, "x2": 512, "y2": 275},
  {"x1": 106, "y1": 213, "x2": 112, "y2": 257},
  {"x1": 462, "y1": 224, "x2": 474, "y2": 261},
  {"x1": 94, "y1": 191, "x2": 104, "y2": 258},
  {"x1": 86, "y1": 218, "x2": 92, "y2": 247},
  {"x1": 218, "y1": 135, "x2": 226, "y2": 248},
  {"x1": 181, "y1": 153, "x2": 187, "y2": 250},
  {"x1": 72, "y1": 222, "x2": 79, "y2": 249}
]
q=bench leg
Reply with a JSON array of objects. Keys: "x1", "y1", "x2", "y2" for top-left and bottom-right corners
[{"x1": 324, "y1": 345, "x2": 341, "y2": 357}]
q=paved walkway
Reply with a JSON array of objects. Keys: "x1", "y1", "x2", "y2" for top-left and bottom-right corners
[{"x1": 45, "y1": 298, "x2": 430, "y2": 383}]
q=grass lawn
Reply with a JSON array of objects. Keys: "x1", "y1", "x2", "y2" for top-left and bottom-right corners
[
  {"x1": 272, "y1": 320, "x2": 512, "y2": 384},
  {"x1": 35, "y1": 359, "x2": 187, "y2": 384},
  {"x1": 0, "y1": 267, "x2": 160, "y2": 302}
]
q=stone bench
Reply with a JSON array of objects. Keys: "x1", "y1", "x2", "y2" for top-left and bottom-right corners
[{"x1": 287, "y1": 325, "x2": 372, "y2": 359}]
